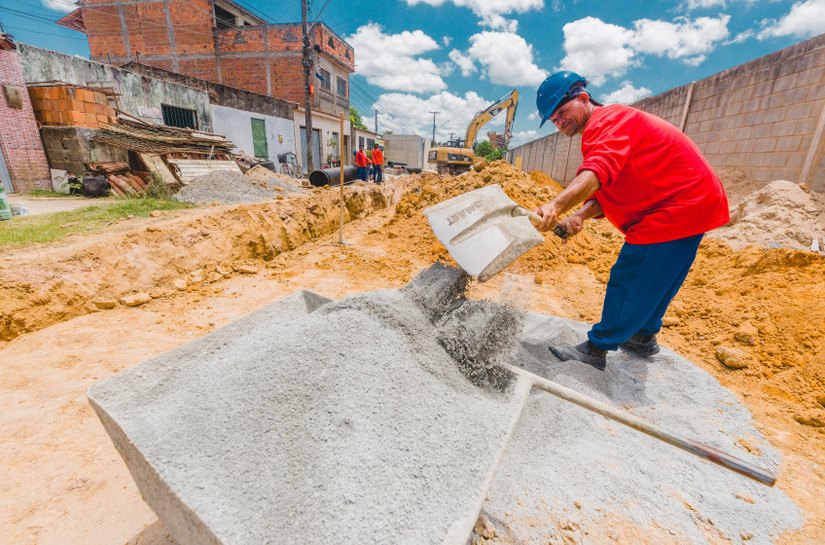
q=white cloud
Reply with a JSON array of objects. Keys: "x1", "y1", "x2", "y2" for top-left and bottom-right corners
[
  {"x1": 374, "y1": 90, "x2": 505, "y2": 143},
  {"x1": 42, "y1": 0, "x2": 76, "y2": 13},
  {"x1": 465, "y1": 31, "x2": 548, "y2": 85},
  {"x1": 758, "y1": 0, "x2": 825, "y2": 40},
  {"x1": 631, "y1": 16, "x2": 730, "y2": 66},
  {"x1": 684, "y1": 0, "x2": 726, "y2": 9},
  {"x1": 346, "y1": 23, "x2": 446, "y2": 93},
  {"x1": 559, "y1": 17, "x2": 636, "y2": 85},
  {"x1": 510, "y1": 129, "x2": 539, "y2": 147},
  {"x1": 599, "y1": 82, "x2": 652, "y2": 104},
  {"x1": 527, "y1": 111, "x2": 539, "y2": 120},
  {"x1": 442, "y1": 36, "x2": 452, "y2": 47},
  {"x1": 405, "y1": 0, "x2": 543, "y2": 29},
  {"x1": 449, "y1": 49, "x2": 477, "y2": 76},
  {"x1": 559, "y1": 14, "x2": 730, "y2": 85}
]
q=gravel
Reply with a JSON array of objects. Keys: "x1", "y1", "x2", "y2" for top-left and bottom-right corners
[{"x1": 173, "y1": 170, "x2": 305, "y2": 205}]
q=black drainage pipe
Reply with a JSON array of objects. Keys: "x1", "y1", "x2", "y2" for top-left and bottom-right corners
[{"x1": 309, "y1": 166, "x2": 358, "y2": 187}]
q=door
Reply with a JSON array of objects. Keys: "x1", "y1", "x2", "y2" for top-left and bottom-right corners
[
  {"x1": 299, "y1": 127, "x2": 322, "y2": 172},
  {"x1": 251, "y1": 118, "x2": 268, "y2": 159},
  {"x1": 0, "y1": 148, "x2": 12, "y2": 192}
]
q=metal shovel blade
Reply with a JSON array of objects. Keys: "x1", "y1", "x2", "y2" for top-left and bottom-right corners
[{"x1": 423, "y1": 184, "x2": 544, "y2": 282}]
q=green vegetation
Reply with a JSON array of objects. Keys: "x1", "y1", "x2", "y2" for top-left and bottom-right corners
[
  {"x1": 0, "y1": 198, "x2": 190, "y2": 248},
  {"x1": 475, "y1": 140, "x2": 506, "y2": 162},
  {"x1": 350, "y1": 106, "x2": 368, "y2": 130},
  {"x1": 22, "y1": 189, "x2": 76, "y2": 198}
]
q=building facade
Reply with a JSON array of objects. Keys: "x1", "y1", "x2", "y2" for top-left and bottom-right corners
[{"x1": 58, "y1": 0, "x2": 354, "y2": 117}]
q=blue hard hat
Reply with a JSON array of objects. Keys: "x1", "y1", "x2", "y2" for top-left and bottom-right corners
[{"x1": 536, "y1": 71, "x2": 588, "y2": 128}]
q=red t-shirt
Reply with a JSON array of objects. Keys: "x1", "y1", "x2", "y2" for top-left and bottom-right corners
[
  {"x1": 355, "y1": 150, "x2": 369, "y2": 167},
  {"x1": 372, "y1": 148, "x2": 384, "y2": 166},
  {"x1": 578, "y1": 105, "x2": 729, "y2": 244}
]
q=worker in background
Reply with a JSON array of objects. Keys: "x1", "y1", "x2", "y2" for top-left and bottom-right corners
[
  {"x1": 355, "y1": 144, "x2": 369, "y2": 181},
  {"x1": 532, "y1": 71, "x2": 729, "y2": 371},
  {"x1": 372, "y1": 144, "x2": 384, "y2": 184}
]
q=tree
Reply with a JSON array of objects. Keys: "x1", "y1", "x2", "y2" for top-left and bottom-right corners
[
  {"x1": 350, "y1": 106, "x2": 368, "y2": 130},
  {"x1": 475, "y1": 140, "x2": 505, "y2": 161},
  {"x1": 383, "y1": 129, "x2": 394, "y2": 135}
]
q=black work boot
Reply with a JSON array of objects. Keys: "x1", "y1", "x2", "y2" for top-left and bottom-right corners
[
  {"x1": 549, "y1": 341, "x2": 607, "y2": 371},
  {"x1": 620, "y1": 333, "x2": 660, "y2": 356}
]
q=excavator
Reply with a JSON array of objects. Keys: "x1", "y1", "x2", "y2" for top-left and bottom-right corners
[{"x1": 428, "y1": 89, "x2": 518, "y2": 175}]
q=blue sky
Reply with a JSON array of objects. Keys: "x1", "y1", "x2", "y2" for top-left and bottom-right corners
[{"x1": 1, "y1": 0, "x2": 824, "y2": 146}]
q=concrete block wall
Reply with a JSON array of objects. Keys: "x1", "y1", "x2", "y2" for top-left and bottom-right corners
[
  {"x1": 0, "y1": 44, "x2": 50, "y2": 192},
  {"x1": 18, "y1": 44, "x2": 212, "y2": 131},
  {"x1": 510, "y1": 33, "x2": 825, "y2": 192}
]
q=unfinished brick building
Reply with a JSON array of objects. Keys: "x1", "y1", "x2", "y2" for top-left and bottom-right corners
[{"x1": 57, "y1": 0, "x2": 354, "y2": 117}]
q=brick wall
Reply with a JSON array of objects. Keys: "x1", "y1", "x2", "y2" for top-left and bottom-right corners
[
  {"x1": 0, "y1": 46, "x2": 50, "y2": 192},
  {"x1": 75, "y1": 1, "x2": 353, "y2": 116},
  {"x1": 510, "y1": 33, "x2": 825, "y2": 193}
]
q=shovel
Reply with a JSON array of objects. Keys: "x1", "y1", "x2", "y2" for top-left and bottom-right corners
[{"x1": 423, "y1": 184, "x2": 567, "y2": 282}]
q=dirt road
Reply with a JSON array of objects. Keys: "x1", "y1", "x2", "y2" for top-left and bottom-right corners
[{"x1": 1, "y1": 164, "x2": 822, "y2": 544}]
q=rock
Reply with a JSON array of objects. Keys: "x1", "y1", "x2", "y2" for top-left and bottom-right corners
[
  {"x1": 149, "y1": 210, "x2": 162, "y2": 217},
  {"x1": 534, "y1": 274, "x2": 543, "y2": 285},
  {"x1": 235, "y1": 265, "x2": 259, "y2": 274},
  {"x1": 574, "y1": 500, "x2": 582, "y2": 509},
  {"x1": 716, "y1": 346, "x2": 749, "y2": 369},
  {"x1": 794, "y1": 411, "x2": 825, "y2": 427},
  {"x1": 190, "y1": 269, "x2": 205, "y2": 283},
  {"x1": 215, "y1": 265, "x2": 229, "y2": 277},
  {"x1": 173, "y1": 278, "x2": 188, "y2": 291},
  {"x1": 93, "y1": 300, "x2": 117, "y2": 310},
  {"x1": 662, "y1": 316, "x2": 680, "y2": 327},
  {"x1": 474, "y1": 514, "x2": 496, "y2": 539},
  {"x1": 120, "y1": 293, "x2": 152, "y2": 307},
  {"x1": 735, "y1": 322, "x2": 759, "y2": 345},
  {"x1": 146, "y1": 226, "x2": 162, "y2": 233},
  {"x1": 741, "y1": 532, "x2": 753, "y2": 540},
  {"x1": 817, "y1": 395, "x2": 825, "y2": 408}
]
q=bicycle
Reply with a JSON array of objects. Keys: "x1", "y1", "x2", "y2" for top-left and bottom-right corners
[{"x1": 277, "y1": 152, "x2": 304, "y2": 179}]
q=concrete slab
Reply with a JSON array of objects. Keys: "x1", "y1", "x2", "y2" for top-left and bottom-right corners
[{"x1": 89, "y1": 282, "x2": 532, "y2": 545}]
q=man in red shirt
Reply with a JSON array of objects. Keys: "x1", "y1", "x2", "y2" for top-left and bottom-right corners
[
  {"x1": 372, "y1": 144, "x2": 384, "y2": 184},
  {"x1": 533, "y1": 71, "x2": 729, "y2": 370},
  {"x1": 355, "y1": 144, "x2": 370, "y2": 181}
]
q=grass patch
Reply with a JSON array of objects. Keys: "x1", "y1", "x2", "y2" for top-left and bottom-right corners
[
  {"x1": 23, "y1": 189, "x2": 78, "y2": 198},
  {"x1": 0, "y1": 198, "x2": 192, "y2": 248}
]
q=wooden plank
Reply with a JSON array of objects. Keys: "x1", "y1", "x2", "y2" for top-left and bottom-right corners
[{"x1": 138, "y1": 153, "x2": 180, "y2": 186}]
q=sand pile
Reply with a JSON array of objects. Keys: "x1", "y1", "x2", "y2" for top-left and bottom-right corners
[
  {"x1": 244, "y1": 164, "x2": 307, "y2": 191},
  {"x1": 710, "y1": 180, "x2": 825, "y2": 251}
]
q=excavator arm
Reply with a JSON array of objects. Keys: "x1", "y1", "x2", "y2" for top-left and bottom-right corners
[{"x1": 464, "y1": 89, "x2": 519, "y2": 149}]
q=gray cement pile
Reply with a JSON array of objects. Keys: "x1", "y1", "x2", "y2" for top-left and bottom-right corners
[
  {"x1": 88, "y1": 266, "x2": 531, "y2": 545},
  {"x1": 173, "y1": 170, "x2": 305, "y2": 205},
  {"x1": 89, "y1": 265, "x2": 801, "y2": 545}
]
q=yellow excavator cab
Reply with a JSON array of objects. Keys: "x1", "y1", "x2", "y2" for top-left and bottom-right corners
[{"x1": 429, "y1": 89, "x2": 518, "y2": 175}]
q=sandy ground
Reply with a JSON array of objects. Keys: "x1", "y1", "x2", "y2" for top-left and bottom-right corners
[{"x1": 1, "y1": 164, "x2": 823, "y2": 544}]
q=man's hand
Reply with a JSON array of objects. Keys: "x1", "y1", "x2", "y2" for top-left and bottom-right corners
[
  {"x1": 559, "y1": 215, "x2": 584, "y2": 236},
  {"x1": 533, "y1": 202, "x2": 560, "y2": 232}
]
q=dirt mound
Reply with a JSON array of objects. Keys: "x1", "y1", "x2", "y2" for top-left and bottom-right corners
[
  {"x1": 711, "y1": 180, "x2": 825, "y2": 251},
  {"x1": 0, "y1": 180, "x2": 417, "y2": 341},
  {"x1": 245, "y1": 164, "x2": 307, "y2": 191}
]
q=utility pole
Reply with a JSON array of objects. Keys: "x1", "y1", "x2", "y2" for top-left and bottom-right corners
[
  {"x1": 429, "y1": 110, "x2": 440, "y2": 145},
  {"x1": 301, "y1": 0, "x2": 314, "y2": 174},
  {"x1": 448, "y1": 132, "x2": 454, "y2": 146},
  {"x1": 374, "y1": 109, "x2": 379, "y2": 134}
]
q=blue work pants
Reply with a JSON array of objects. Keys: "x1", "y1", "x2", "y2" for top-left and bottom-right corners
[
  {"x1": 357, "y1": 166, "x2": 368, "y2": 181},
  {"x1": 588, "y1": 234, "x2": 703, "y2": 350},
  {"x1": 373, "y1": 165, "x2": 383, "y2": 183}
]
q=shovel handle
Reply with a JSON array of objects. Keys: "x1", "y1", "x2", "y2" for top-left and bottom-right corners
[
  {"x1": 500, "y1": 363, "x2": 777, "y2": 486},
  {"x1": 514, "y1": 207, "x2": 568, "y2": 239}
]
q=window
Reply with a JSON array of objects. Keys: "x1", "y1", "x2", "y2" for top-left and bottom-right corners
[
  {"x1": 367, "y1": 138, "x2": 375, "y2": 150},
  {"x1": 336, "y1": 77, "x2": 347, "y2": 97},
  {"x1": 328, "y1": 37, "x2": 335, "y2": 49},
  {"x1": 319, "y1": 68, "x2": 331, "y2": 90},
  {"x1": 358, "y1": 136, "x2": 365, "y2": 149},
  {"x1": 214, "y1": 5, "x2": 236, "y2": 29},
  {"x1": 161, "y1": 104, "x2": 197, "y2": 129}
]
